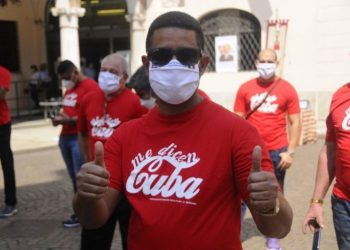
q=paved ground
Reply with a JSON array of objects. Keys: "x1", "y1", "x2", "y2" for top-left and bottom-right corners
[{"x1": 0, "y1": 119, "x2": 338, "y2": 249}]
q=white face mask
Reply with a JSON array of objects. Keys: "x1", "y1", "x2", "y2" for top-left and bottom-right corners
[
  {"x1": 256, "y1": 62, "x2": 277, "y2": 80},
  {"x1": 98, "y1": 71, "x2": 121, "y2": 95},
  {"x1": 140, "y1": 97, "x2": 156, "y2": 109},
  {"x1": 61, "y1": 79, "x2": 75, "y2": 90},
  {"x1": 149, "y1": 59, "x2": 200, "y2": 105}
]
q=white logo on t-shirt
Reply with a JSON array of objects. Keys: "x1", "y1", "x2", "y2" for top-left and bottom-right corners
[
  {"x1": 341, "y1": 107, "x2": 350, "y2": 130},
  {"x1": 250, "y1": 92, "x2": 278, "y2": 113},
  {"x1": 62, "y1": 93, "x2": 77, "y2": 107},
  {"x1": 126, "y1": 143, "x2": 203, "y2": 203},
  {"x1": 90, "y1": 115, "x2": 121, "y2": 138}
]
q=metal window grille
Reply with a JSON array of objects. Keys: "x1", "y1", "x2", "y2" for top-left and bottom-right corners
[{"x1": 200, "y1": 9, "x2": 261, "y2": 72}]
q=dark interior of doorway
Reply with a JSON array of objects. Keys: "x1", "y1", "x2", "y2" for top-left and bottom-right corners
[{"x1": 45, "y1": 0, "x2": 130, "y2": 98}]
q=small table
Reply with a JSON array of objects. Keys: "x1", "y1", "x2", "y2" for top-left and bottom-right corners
[{"x1": 39, "y1": 101, "x2": 62, "y2": 119}]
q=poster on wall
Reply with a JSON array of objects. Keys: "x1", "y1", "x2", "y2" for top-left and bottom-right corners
[
  {"x1": 266, "y1": 19, "x2": 289, "y2": 75},
  {"x1": 215, "y1": 35, "x2": 238, "y2": 73}
]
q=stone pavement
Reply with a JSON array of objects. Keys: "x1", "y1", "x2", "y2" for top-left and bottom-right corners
[{"x1": 0, "y1": 119, "x2": 338, "y2": 249}]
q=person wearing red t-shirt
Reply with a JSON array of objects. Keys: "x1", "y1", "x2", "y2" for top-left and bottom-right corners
[
  {"x1": 0, "y1": 65, "x2": 17, "y2": 218},
  {"x1": 73, "y1": 11, "x2": 293, "y2": 250},
  {"x1": 52, "y1": 60, "x2": 99, "y2": 228},
  {"x1": 234, "y1": 48, "x2": 301, "y2": 249},
  {"x1": 78, "y1": 53, "x2": 147, "y2": 250},
  {"x1": 303, "y1": 83, "x2": 350, "y2": 249}
]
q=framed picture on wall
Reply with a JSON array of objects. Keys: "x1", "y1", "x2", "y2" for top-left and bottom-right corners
[{"x1": 215, "y1": 35, "x2": 238, "y2": 73}]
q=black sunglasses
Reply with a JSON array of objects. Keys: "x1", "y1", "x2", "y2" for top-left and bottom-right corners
[
  {"x1": 147, "y1": 47, "x2": 202, "y2": 66},
  {"x1": 258, "y1": 60, "x2": 276, "y2": 64}
]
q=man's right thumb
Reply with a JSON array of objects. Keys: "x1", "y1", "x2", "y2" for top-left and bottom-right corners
[{"x1": 94, "y1": 141, "x2": 105, "y2": 167}]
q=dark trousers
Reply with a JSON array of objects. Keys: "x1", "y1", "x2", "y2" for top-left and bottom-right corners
[
  {"x1": 0, "y1": 123, "x2": 17, "y2": 206},
  {"x1": 81, "y1": 197, "x2": 130, "y2": 250},
  {"x1": 30, "y1": 84, "x2": 39, "y2": 108},
  {"x1": 332, "y1": 195, "x2": 350, "y2": 250}
]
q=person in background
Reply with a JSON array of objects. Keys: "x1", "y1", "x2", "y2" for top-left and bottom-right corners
[
  {"x1": 127, "y1": 66, "x2": 156, "y2": 109},
  {"x1": 39, "y1": 63, "x2": 52, "y2": 100},
  {"x1": 0, "y1": 65, "x2": 17, "y2": 218},
  {"x1": 52, "y1": 60, "x2": 99, "y2": 228},
  {"x1": 303, "y1": 82, "x2": 350, "y2": 250},
  {"x1": 29, "y1": 64, "x2": 41, "y2": 108},
  {"x1": 73, "y1": 11, "x2": 293, "y2": 250},
  {"x1": 234, "y1": 48, "x2": 301, "y2": 250},
  {"x1": 85, "y1": 63, "x2": 97, "y2": 81},
  {"x1": 78, "y1": 53, "x2": 147, "y2": 250}
]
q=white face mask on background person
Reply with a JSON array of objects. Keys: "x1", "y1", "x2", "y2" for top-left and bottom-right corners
[
  {"x1": 148, "y1": 59, "x2": 200, "y2": 105},
  {"x1": 61, "y1": 79, "x2": 75, "y2": 90},
  {"x1": 256, "y1": 62, "x2": 277, "y2": 80},
  {"x1": 140, "y1": 96, "x2": 156, "y2": 109},
  {"x1": 98, "y1": 71, "x2": 121, "y2": 95}
]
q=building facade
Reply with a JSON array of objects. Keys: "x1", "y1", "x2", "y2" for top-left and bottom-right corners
[{"x1": 1, "y1": 0, "x2": 349, "y2": 124}]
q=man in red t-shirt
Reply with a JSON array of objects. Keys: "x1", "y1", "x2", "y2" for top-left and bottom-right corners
[
  {"x1": 78, "y1": 53, "x2": 147, "y2": 250},
  {"x1": 234, "y1": 48, "x2": 301, "y2": 249},
  {"x1": 52, "y1": 60, "x2": 99, "y2": 227},
  {"x1": 303, "y1": 83, "x2": 350, "y2": 249},
  {"x1": 0, "y1": 65, "x2": 17, "y2": 218},
  {"x1": 73, "y1": 11, "x2": 293, "y2": 250}
]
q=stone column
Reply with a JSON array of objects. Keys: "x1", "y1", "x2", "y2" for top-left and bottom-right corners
[
  {"x1": 51, "y1": 0, "x2": 85, "y2": 69},
  {"x1": 126, "y1": 0, "x2": 146, "y2": 74}
]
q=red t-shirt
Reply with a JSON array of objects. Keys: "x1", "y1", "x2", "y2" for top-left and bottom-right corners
[
  {"x1": 0, "y1": 66, "x2": 11, "y2": 125},
  {"x1": 104, "y1": 98, "x2": 273, "y2": 250},
  {"x1": 325, "y1": 83, "x2": 350, "y2": 201},
  {"x1": 78, "y1": 87, "x2": 148, "y2": 160},
  {"x1": 61, "y1": 78, "x2": 99, "y2": 135},
  {"x1": 198, "y1": 88, "x2": 210, "y2": 100},
  {"x1": 234, "y1": 77, "x2": 300, "y2": 150}
]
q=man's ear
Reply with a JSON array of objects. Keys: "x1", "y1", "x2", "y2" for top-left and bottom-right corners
[
  {"x1": 142, "y1": 55, "x2": 149, "y2": 77},
  {"x1": 122, "y1": 72, "x2": 129, "y2": 81},
  {"x1": 199, "y1": 55, "x2": 209, "y2": 76}
]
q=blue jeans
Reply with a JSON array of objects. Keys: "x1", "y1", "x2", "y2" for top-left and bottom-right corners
[
  {"x1": 332, "y1": 195, "x2": 350, "y2": 250},
  {"x1": 269, "y1": 146, "x2": 288, "y2": 192},
  {"x1": 59, "y1": 134, "x2": 83, "y2": 193}
]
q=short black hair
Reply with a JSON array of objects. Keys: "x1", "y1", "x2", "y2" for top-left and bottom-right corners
[
  {"x1": 145, "y1": 11, "x2": 204, "y2": 51},
  {"x1": 127, "y1": 66, "x2": 150, "y2": 92},
  {"x1": 30, "y1": 64, "x2": 38, "y2": 71},
  {"x1": 57, "y1": 60, "x2": 76, "y2": 75}
]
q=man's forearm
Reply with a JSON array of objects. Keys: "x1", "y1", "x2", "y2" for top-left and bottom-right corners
[
  {"x1": 287, "y1": 115, "x2": 301, "y2": 152},
  {"x1": 251, "y1": 192, "x2": 293, "y2": 238},
  {"x1": 73, "y1": 194, "x2": 110, "y2": 229},
  {"x1": 311, "y1": 143, "x2": 336, "y2": 200}
]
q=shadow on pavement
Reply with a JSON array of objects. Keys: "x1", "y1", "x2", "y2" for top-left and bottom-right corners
[
  {"x1": 0, "y1": 169, "x2": 82, "y2": 250},
  {"x1": 241, "y1": 217, "x2": 261, "y2": 242}
]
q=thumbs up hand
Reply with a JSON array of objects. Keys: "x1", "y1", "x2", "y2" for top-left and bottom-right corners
[
  {"x1": 76, "y1": 141, "x2": 110, "y2": 200},
  {"x1": 248, "y1": 146, "x2": 279, "y2": 214}
]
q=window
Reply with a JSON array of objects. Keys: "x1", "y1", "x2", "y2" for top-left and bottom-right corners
[
  {"x1": 200, "y1": 9, "x2": 261, "y2": 72},
  {"x1": 0, "y1": 20, "x2": 20, "y2": 72}
]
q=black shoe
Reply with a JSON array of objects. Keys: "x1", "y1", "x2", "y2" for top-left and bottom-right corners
[
  {"x1": 62, "y1": 214, "x2": 80, "y2": 228},
  {"x1": 0, "y1": 205, "x2": 18, "y2": 218}
]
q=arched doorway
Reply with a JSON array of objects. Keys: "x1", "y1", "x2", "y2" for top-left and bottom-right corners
[{"x1": 199, "y1": 9, "x2": 261, "y2": 72}]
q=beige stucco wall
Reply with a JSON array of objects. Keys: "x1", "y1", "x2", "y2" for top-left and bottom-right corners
[
  {"x1": 0, "y1": 0, "x2": 47, "y2": 80},
  {"x1": 0, "y1": 0, "x2": 47, "y2": 113},
  {"x1": 140, "y1": 0, "x2": 350, "y2": 126},
  {"x1": 2, "y1": 0, "x2": 349, "y2": 123}
]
